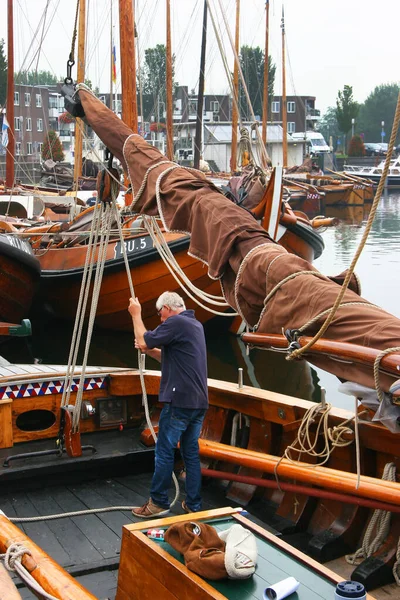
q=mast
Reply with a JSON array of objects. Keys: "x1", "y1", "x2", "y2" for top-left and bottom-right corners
[
  {"x1": 194, "y1": 0, "x2": 207, "y2": 170},
  {"x1": 5, "y1": 0, "x2": 14, "y2": 188},
  {"x1": 119, "y1": 0, "x2": 138, "y2": 131},
  {"x1": 230, "y1": 0, "x2": 240, "y2": 173},
  {"x1": 166, "y1": 0, "x2": 173, "y2": 160},
  {"x1": 73, "y1": 0, "x2": 86, "y2": 181},
  {"x1": 261, "y1": 0, "x2": 269, "y2": 149},
  {"x1": 281, "y1": 6, "x2": 287, "y2": 167},
  {"x1": 109, "y1": 2, "x2": 113, "y2": 110}
]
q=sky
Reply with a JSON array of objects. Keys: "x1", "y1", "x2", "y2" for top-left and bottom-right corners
[{"x1": 1, "y1": 0, "x2": 398, "y2": 115}]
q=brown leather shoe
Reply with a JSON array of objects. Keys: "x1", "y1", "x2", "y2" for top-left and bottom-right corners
[
  {"x1": 182, "y1": 500, "x2": 194, "y2": 513},
  {"x1": 132, "y1": 498, "x2": 170, "y2": 518}
]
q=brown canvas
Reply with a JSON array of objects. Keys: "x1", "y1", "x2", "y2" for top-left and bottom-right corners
[{"x1": 77, "y1": 88, "x2": 400, "y2": 391}]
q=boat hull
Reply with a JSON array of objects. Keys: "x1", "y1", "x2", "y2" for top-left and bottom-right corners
[
  {"x1": 35, "y1": 234, "x2": 222, "y2": 330},
  {"x1": 0, "y1": 234, "x2": 41, "y2": 324}
]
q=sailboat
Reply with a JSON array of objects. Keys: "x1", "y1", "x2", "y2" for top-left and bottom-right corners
[{"x1": 1, "y1": 2, "x2": 400, "y2": 598}]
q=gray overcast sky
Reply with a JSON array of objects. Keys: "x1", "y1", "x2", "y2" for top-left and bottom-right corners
[{"x1": 1, "y1": 0, "x2": 398, "y2": 114}]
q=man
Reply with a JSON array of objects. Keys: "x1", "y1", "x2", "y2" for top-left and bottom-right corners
[{"x1": 128, "y1": 291, "x2": 208, "y2": 518}]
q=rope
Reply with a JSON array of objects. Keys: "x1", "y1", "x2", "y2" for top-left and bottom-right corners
[
  {"x1": 287, "y1": 91, "x2": 400, "y2": 361},
  {"x1": 274, "y1": 400, "x2": 355, "y2": 474},
  {"x1": 1, "y1": 543, "x2": 59, "y2": 600},
  {"x1": 373, "y1": 346, "x2": 400, "y2": 403},
  {"x1": 69, "y1": 0, "x2": 80, "y2": 64},
  {"x1": 346, "y1": 463, "x2": 397, "y2": 570}
]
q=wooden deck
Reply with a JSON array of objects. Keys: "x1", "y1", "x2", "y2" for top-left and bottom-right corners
[{"x1": 1, "y1": 470, "x2": 398, "y2": 599}]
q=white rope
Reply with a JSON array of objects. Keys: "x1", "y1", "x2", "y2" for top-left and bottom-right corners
[
  {"x1": 346, "y1": 463, "x2": 397, "y2": 568},
  {"x1": 1, "y1": 543, "x2": 59, "y2": 600}
]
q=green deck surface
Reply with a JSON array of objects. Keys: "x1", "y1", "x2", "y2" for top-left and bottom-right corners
[{"x1": 144, "y1": 517, "x2": 337, "y2": 600}]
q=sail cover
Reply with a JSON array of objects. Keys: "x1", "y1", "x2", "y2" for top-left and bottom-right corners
[{"x1": 77, "y1": 89, "x2": 400, "y2": 391}]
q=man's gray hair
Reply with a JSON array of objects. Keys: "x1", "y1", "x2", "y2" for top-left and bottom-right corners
[{"x1": 156, "y1": 291, "x2": 186, "y2": 312}]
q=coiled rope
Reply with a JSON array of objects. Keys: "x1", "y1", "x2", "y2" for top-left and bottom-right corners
[{"x1": 345, "y1": 462, "x2": 398, "y2": 585}]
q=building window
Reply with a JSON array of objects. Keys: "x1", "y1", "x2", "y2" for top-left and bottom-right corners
[
  {"x1": 288, "y1": 122, "x2": 296, "y2": 133},
  {"x1": 36, "y1": 94, "x2": 42, "y2": 108},
  {"x1": 14, "y1": 117, "x2": 21, "y2": 131},
  {"x1": 27, "y1": 142, "x2": 33, "y2": 155},
  {"x1": 24, "y1": 92, "x2": 31, "y2": 106},
  {"x1": 287, "y1": 101, "x2": 295, "y2": 113},
  {"x1": 26, "y1": 117, "x2": 32, "y2": 131},
  {"x1": 16, "y1": 142, "x2": 21, "y2": 155},
  {"x1": 38, "y1": 143, "x2": 43, "y2": 154},
  {"x1": 189, "y1": 100, "x2": 197, "y2": 113},
  {"x1": 272, "y1": 101, "x2": 280, "y2": 113},
  {"x1": 99, "y1": 95, "x2": 106, "y2": 104},
  {"x1": 37, "y1": 118, "x2": 43, "y2": 132},
  {"x1": 14, "y1": 91, "x2": 19, "y2": 105},
  {"x1": 210, "y1": 100, "x2": 219, "y2": 113}
]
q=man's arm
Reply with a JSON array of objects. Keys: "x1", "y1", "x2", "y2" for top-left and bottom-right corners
[
  {"x1": 134, "y1": 338, "x2": 162, "y2": 363},
  {"x1": 128, "y1": 297, "x2": 147, "y2": 348}
]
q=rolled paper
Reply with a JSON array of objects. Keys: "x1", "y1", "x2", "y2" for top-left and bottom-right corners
[{"x1": 263, "y1": 576, "x2": 300, "y2": 600}]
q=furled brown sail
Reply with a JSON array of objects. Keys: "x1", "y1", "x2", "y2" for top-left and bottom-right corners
[{"x1": 75, "y1": 88, "x2": 400, "y2": 391}]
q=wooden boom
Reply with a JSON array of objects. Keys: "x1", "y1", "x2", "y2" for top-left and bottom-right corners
[
  {"x1": 198, "y1": 439, "x2": 400, "y2": 507},
  {"x1": 0, "y1": 513, "x2": 97, "y2": 600},
  {"x1": 242, "y1": 332, "x2": 400, "y2": 379}
]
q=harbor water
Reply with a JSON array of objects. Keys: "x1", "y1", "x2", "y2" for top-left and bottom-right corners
[{"x1": 2, "y1": 190, "x2": 400, "y2": 410}]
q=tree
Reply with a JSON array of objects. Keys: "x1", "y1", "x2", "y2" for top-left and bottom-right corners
[
  {"x1": 139, "y1": 44, "x2": 177, "y2": 122},
  {"x1": 15, "y1": 70, "x2": 59, "y2": 85},
  {"x1": 0, "y1": 40, "x2": 7, "y2": 106},
  {"x1": 239, "y1": 46, "x2": 276, "y2": 121},
  {"x1": 42, "y1": 130, "x2": 65, "y2": 162},
  {"x1": 356, "y1": 83, "x2": 400, "y2": 143},
  {"x1": 335, "y1": 85, "x2": 359, "y2": 151},
  {"x1": 318, "y1": 106, "x2": 341, "y2": 150},
  {"x1": 348, "y1": 135, "x2": 365, "y2": 157}
]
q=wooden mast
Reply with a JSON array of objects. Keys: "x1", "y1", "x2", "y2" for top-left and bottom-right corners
[
  {"x1": 119, "y1": 0, "x2": 138, "y2": 206},
  {"x1": 73, "y1": 0, "x2": 86, "y2": 181},
  {"x1": 166, "y1": 0, "x2": 173, "y2": 160},
  {"x1": 281, "y1": 5, "x2": 287, "y2": 167},
  {"x1": 194, "y1": 0, "x2": 207, "y2": 170},
  {"x1": 261, "y1": 0, "x2": 269, "y2": 149},
  {"x1": 5, "y1": 0, "x2": 15, "y2": 188},
  {"x1": 119, "y1": 0, "x2": 138, "y2": 131},
  {"x1": 230, "y1": 0, "x2": 240, "y2": 173}
]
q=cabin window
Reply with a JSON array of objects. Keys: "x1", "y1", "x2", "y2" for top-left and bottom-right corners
[
  {"x1": 37, "y1": 118, "x2": 43, "y2": 132},
  {"x1": 24, "y1": 92, "x2": 31, "y2": 106},
  {"x1": 287, "y1": 101, "x2": 296, "y2": 113},
  {"x1": 16, "y1": 409, "x2": 57, "y2": 432},
  {"x1": 288, "y1": 122, "x2": 296, "y2": 133},
  {"x1": 26, "y1": 117, "x2": 32, "y2": 131},
  {"x1": 272, "y1": 101, "x2": 280, "y2": 113},
  {"x1": 15, "y1": 142, "x2": 21, "y2": 155},
  {"x1": 14, "y1": 91, "x2": 19, "y2": 105},
  {"x1": 14, "y1": 117, "x2": 21, "y2": 131},
  {"x1": 189, "y1": 100, "x2": 198, "y2": 113},
  {"x1": 36, "y1": 94, "x2": 42, "y2": 108},
  {"x1": 210, "y1": 100, "x2": 219, "y2": 113},
  {"x1": 27, "y1": 142, "x2": 33, "y2": 155}
]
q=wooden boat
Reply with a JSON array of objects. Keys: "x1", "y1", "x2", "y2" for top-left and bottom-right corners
[
  {"x1": 0, "y1": 232, "x2": 40, "y2": 328},
  {"x1": 0, "y1": 363, "x2": 399, "y2": 598}
]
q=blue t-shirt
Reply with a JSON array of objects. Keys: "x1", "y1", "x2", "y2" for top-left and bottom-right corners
[{"x1": 144, "y1": 310, "x2": 208, "y2": 409}]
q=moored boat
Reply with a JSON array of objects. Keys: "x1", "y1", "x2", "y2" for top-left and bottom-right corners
[
  {"x1": 0, "y1": 232, "x2": 40, "y2": 329},
  {"x1": 0, "y1": 363, "x2": 399, "y2": 598},
  {"x1": 344, "y1": 157, "x2": 400, "y2": 187}
]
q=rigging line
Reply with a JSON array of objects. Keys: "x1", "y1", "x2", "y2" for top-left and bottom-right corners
[
  {"x1": 34, "y1": 0, "x2": 50, "y2": 77},
  {"x1": 15, "y1": 0, "x2": 63, "y2": 80},
  {"x1": 288, "y1": 91, "x2": 400, "y2": 362},
  {"x1": 214, "y1": 0, "x2": 271, "y2": 166},
  {"x1": 205, "y1": 0, "x2": 241, "y2": 128}
]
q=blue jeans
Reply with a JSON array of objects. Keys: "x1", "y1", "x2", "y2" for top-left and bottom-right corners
[{"x1": 150, "y1": 404, "x2": 206, "y2": 511}]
